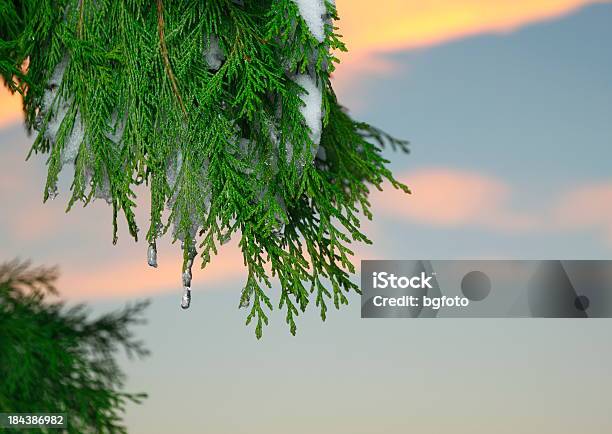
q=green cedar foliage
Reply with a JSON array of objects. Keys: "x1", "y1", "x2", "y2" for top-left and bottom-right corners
[
  {"x1": 0, "y1": 1, "x2": 410, "y2": 337},
  {"x1": 0, "y1": 260, "x2": 149, "y2": 433}
]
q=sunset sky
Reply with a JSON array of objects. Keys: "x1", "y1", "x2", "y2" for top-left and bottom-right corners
[{"x1": 1, "y1": 1, "x2": 612, "y2": 433}]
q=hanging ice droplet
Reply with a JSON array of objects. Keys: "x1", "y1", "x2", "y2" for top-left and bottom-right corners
[
  {"x1": 181, "y1": 287, "x2": 192, "y2": 310},
  {"x1": 147, "y1": 242, "x2": 158, "y2": 268},
  {"x1": 180, "y1": 249, "x2": 196, "y2": 309}
]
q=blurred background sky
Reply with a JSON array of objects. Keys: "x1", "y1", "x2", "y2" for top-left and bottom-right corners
[{"x1": 1, "y1": 1, "x2": 612, "y2": 432}]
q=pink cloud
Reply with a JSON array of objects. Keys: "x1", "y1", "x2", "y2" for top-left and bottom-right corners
[
  {"x1": 374, "y1": 168, "x2": 612, "y2": 247},
  {"x1": 57, "y1": 241, "x2": 246, "y2": 301},
  {"x1": 552, "y1": 182, "x2": 612, "y2": 241},
  {"x1": 8, "y1": 196, "x2": 67, "y2": 241},
  {"x1": 374, "y1": 168, "x2": 540, "y2": 232}
]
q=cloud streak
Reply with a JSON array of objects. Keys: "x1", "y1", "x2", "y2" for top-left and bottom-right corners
[
  {"x1": 375, "y1": 167, "x2": 612, "y2": 243},
  {"x1": 335, "y1": 0, "x2": 604, "y2": 55},
  {"x1": 332, "y1": 0, "x2": 608, "y2": 102},
  {"x1": 553, "y1": 182, "x2": 612, "y2": 243},
  {"x1": 374, "y1": 168, "x2": 540, "y2": 232},
  {"x1": 57, "y1": 242, "x2": 246, "y2": 301}
]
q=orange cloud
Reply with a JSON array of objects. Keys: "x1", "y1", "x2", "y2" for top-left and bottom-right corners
[
  {"x1": 332, "y1": 0, "x2": 608, "y2": 100},
  {"x1": 335, "y1": 0, "x2": 604, "y2": 55},
  {"x1": 0, "y1": 86, "x2": 22, "y2": 128},
  {"x1": 58, "y1": 241, "x2": 246, "y2": 301},
  {"x1": 373, "y1": 168, "x2": 540, "y2": 232}
]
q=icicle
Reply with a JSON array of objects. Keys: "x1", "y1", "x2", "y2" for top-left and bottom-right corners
[
  {"x1": 147, "y1": 241, "x2": 158, "y2": 268},
  {"x1": 180, "y1": 248, "x2": 196, "y2": 309},
  {"x1": 166, "y1": 151, "x2": 207, "y2": 310},
  {"x1": 181, "y1": 287, "x2": 192, "y2": 310}
]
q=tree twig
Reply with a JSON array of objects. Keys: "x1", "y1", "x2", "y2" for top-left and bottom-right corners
[
  {"x1": 77, "y1": 0, "x2": 86, "y2": 38},
  {"x1": 156, "y1": 0, "x2": 187, "y2": 118}
]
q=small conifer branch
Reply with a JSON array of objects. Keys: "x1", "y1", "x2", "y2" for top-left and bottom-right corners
[
  {"x1": 0, "y1": 259, "x2": 149, "y2": 430},
  {"x1": 156, "y1": 0, "x2": 187, "y2": 118}
]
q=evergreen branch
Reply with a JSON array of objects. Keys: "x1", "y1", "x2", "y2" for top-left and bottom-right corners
[
  {"x1": 0, "y1": 259, "x2": 59, "y2": 296},
  {"x1": 0, "y1": 260, "x2": 149, "y2": 432},
  {"x1": 0, "y1": 0, "x2": 411, "y2": 338}
]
